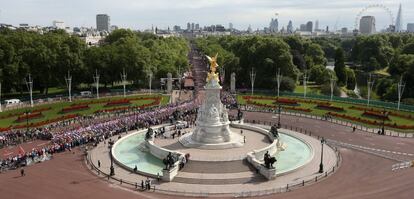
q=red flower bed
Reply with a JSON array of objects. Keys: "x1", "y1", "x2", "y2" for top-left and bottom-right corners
[
  {"x1": 15, "y1": 112, "x2": 44, "y2": 122},
  {"x1": 0, "y1": 127, "x2": 12, "y2": 132},
  {"x1": 105, "y1": 99, "x2": 131, "y2": 107},
  {"x1": 245, "y1": 99, "x2": 312, "y2": 113},
  {"x1": 61, "y1": 105, "x2": 89, "y2": 113},
  {"x1": 96, "y1": 99, "x2": 161, "y2": 113},
  {"x1": 13, "y1": 114, "x2": 79, "y2": 129},
  {"x1": 350, "y1": 106, "x2": 414, "y2": 121},
  {"x1": 362, "y1": 111, "x2": 390, "y2": 120},
  {"x1": 0, "y1": 107, "x2": 52, "y2": 120},
  {"x1": 273, "y1": 98, "x2": 299, "y2": 106},
  {"x1": 327, "y1": 112, "x2": 414, "y2": 130},
  {"x1": 315, "y1": 104, "x2": 345, "y2": 112}
]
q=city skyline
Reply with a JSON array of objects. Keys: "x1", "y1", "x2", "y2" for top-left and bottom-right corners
[{"x1": 0, "y1": 0, "x2": 413, "y2": 31}]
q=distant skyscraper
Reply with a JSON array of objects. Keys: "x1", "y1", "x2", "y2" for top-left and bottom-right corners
[
  {"x1": 287, "y1": 20, "x2": 293, "y2": 33},
  {"x1": 314, "y1": 20, "x2": 319, "y2": 31},
  {"x1": 360, "y1": 16, "x2": 376, "y2": 34},
  {"x1": 195, "y1": 23, "x2": 200, "y2": 30},
  {"x1": 300, "y1": 24, "x2": 306, "y2": 31},
  {"x1": 191, "y1": 23, "x2": 195, "y2": 30},
  {"x1": 96, "y1": 14, "x2": 110, "y2": 31},
  {"x1": 407, "y1": 23, "x2": 414, "y2": 32},
  {"x1": 395, "y1": 4, "x2": 403, "y2": 32},
  {"x1": 306, "y1": 21, "x2": 313, "y2": 32},
  {"x1": 341, "y1": 27, "x2": 348, "y2": 34},
  {"x1": 269, "y1": 18, "x2": 278, "y2": 32},
  {"x1": 187, "y1": 23, "x2": 191, "y2": 30},
  {"x1": 229, "y1": 23, "x2": 233, "y2": 30}
]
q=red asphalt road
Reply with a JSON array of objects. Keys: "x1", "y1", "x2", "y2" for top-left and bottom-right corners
[
  {"x1": 0, "y1": 112, "x2": 413, "y2": 199},
  {"x1": 1, "y1": 140, "x2": 49, "y2": 158}
]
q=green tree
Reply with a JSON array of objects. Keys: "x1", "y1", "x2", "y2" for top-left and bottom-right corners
[{"x1": 334, "y1": 48, "x2": 346, "y2": 86}]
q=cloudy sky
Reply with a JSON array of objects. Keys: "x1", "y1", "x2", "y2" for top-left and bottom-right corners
[{"x1": 0, "y1": 0, "x2": 413, "y2": 31}]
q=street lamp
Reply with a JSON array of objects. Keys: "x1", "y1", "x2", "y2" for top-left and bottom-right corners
[
  {"x1": 108, "y1": 139, "x2": 115, "y2": 176},
  {"x1": 319, "y1": 137, "x2": 326, "y2": 173},
  {"x1": 381, "y1": 109, "x2": 388, "y2": 135},
  {"x1": 277, "y1": 104, "x2": 282, "y2": 128},
  {"x1": 25, "y1": 110, "x2": 31, "y2": 133}
]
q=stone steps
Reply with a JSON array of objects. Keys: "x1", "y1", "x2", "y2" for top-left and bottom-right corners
[{"x1": 172, "y1": 159, "x2": 265, "y2": 185}]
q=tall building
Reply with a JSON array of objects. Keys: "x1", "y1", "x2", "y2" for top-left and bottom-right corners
[
  {"x1": 314, "y1": 20, "x2": 319, "y2": 31},
  {"x1": 53, "y1": 20, "x2": 65, "y2": 29},
  {"x1": 360, "y1": 16, "x2": 376, "y2": 34},
  {"x1": 306, "y1": 21, "x2": 313, "y2": 32},
  {"x1": 300, "y1": 24, "x2": 307, "y2": 31},
  {"x1": 287, "y1": 20, "x2": 293, "y2": 33},
  {"x1": 187, "y1": 23, "x2": 191, "y2": 30},
  {"x1": 195, "y1": 24, "x2": 200, "y2": 30},
  {"x1": 96, "y1": 14, "x2": 110, "y2": 31},
  {"x1": 269, "y1": 18, "x2": 278, "y2": 32},
  {"x1": 407, "y1": 23, "x2": 414, "y2": 32},
  {"x1": 395, "y1": 4, "x2": 403, "y2": 32},
  {"x1": 191, "y1": 23, "x2": 195, "y2": 30},
  {"x1": 229, "y1": 23, "x2": 233, "y2": 30}
]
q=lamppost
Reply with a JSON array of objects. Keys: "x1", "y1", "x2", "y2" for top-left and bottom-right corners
[
  {"x1": 25, "y1": 110, "x2": 31, "y2": 133},
  {"x1": 381, "y1": 108, "x2": 388, "y2": 135},
  {"x1": 108, "y1": 140, "x2": 115, "y2": 176},
  {"x1": 277, "y1": 104, "x2": 282, "y2": 128},
  {"x1": 319, "y1": 137, "x2": 326, "y2": 173}
]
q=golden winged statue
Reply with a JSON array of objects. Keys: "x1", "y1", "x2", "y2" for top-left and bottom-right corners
[{"x1": 206, "y1": 53, "x2": 220, "y2": 82}]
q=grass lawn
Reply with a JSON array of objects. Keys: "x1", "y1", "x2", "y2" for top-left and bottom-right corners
[
  {"x1": 237, "y1": 94, "x2": 414, "y2": 132},
  {"x1": 294, "y1": 85, "x2": 321, "y2": 94},
  {"x1": 0, "y1": 94, "x2": 169, "y2": 129}
]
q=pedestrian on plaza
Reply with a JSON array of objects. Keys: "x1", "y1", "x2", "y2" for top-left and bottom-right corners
[
  {"x1": 141, "y1": 180, "x2": 145, "y2": 190},
  {"x1": 240, "y1": 130, "x2": 243, "y2": 135},
  {"x1": 244, "y1": 136, "x2": 246, "y2": 143},
  {"x1": 98, "y1": 160, "x2": 101, "y2": 168},
  {"x1": 20, "y1": 168, "x2": 25, "y2": 176},
  {"x1": 134, "y1": 165, "x2": 137, "y2": 173},
  {"x1": 352, "y1": 126, "x2": 356, "y2": 132},
  {"x1": 157, "y1": 172, "x2": 160, "y2": 182}
]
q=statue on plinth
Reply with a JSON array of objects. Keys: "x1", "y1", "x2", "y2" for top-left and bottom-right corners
[
  {"x1": 270, "y1": 124, "x2": 279, "y2": 138},
  {"x1": 163, "y1": 152, "x2": 177, "y2": 170},
  {"x1": 145, "y1": 127, "x2": 154, "y2": 140},
  {"x1": 206, "y1": 53, "x2": 220, "y2": 83},
  {"x1": 264, "y1": 151, "x2": 277, "y2": 169}
]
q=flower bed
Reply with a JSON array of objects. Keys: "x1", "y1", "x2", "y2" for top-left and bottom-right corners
[
  {"x1": 315, "y1": 104, "x2": 345, "y2": 112},
  {"x1": 327, "y1": 112, "x2": 413, "y2": 130},
  {"x1": 245, "y1": 99, "x2": 312, "y2": 113},
  {"x1": 273, "y1": 98, "x2": 299, "y2": 106},
  {"x1": 362, "y1": 111, "x2": 390, "y2": 120},
  {"x1": 105, "y1": 99, "x2": 131, "y2": 107},
  {"x1": 350, "y1": 106, "x2": 414, "y2": 121},
  {"x1": 12, "y1": 114, "x2": 79, "y2": 130},
  {"x1": 61, "y1": 105, "x2": 90, "y2": 113},
  {"x1": 15, "y1": 112, "x2": 44, "y2": 123},
  {"x1": 0, "y1": 107, "x2": 52, "y2": 120}
]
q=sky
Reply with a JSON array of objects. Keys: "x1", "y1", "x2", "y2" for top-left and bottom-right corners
[{"x1": 0, "y1": 0, "x2": 413, "y2": 31}]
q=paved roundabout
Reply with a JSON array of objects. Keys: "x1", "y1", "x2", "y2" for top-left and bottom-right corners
[{"x1": 88, "y1": 122, "x2": 338, "y2": 197}]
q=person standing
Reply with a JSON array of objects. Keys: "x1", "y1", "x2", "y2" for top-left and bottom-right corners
[
  {"x1": 98, "y1": 160, "x2": 101, "y2": 168},
  {"x1": 20, "y1": 168, "x2": 25, "y2": 176}
]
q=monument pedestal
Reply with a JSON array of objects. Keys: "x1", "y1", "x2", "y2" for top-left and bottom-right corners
[
  {"x1": 162, "y1": 166, "x2": 179, "y2": 182},
  {"x1": 179, "y1": 79, "x2": 243, "y2": 149}
]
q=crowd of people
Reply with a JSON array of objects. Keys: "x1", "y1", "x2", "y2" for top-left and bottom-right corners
[{"x1": 0, "y1": 100, "x2": 198, "y2": 172}]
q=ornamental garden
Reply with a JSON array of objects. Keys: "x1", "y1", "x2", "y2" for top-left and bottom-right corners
[
  {"x1": 238, "y1": 95, "x2": 414, "y2": 131},
  {"x1": 0, "y1": 95, "x2": 169, "y2": 132}
]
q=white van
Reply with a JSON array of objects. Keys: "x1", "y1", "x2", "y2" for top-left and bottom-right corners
[
  {"x1": 5, "y1": 99, "x2": 21, "y2": 107},
  {"x1": 80, "y1": 91, "x2": 92, "y2": 97}
]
